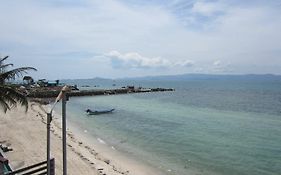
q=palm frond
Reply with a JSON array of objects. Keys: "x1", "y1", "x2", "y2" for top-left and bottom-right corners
[
  {"x1": 7, "y1": 88, "x2": 28, "y2": 112},
  {"x1": 0, "y1": 56, "x2": 36, "y2": 113},
  {"x1": 0, "y1": 67, "x2": 37, "y2": 82},
  {"x1": 0, "y1": 63, "x2": 13, "y2": 70},
  {"x1": 0, "y1": 85, "x2": 28, "y2": 112},
  {"x1": 0, "y1": 90, "x2": 17, "y2": 108},
  {"x1": 0, "y1": 56, "x2": 9, "y2": 63},
  {"x1": 0, "y1": 97, "x2": 11, "y2": 113}
]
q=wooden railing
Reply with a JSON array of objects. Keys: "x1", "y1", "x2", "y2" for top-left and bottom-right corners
[{"x1": 6, "y1": 158, "x2": 55, "y2": 175}]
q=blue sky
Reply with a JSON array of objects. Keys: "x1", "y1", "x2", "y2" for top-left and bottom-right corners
[{"x1": 0, "y1": 0, "x2": 281, "y2": 79}]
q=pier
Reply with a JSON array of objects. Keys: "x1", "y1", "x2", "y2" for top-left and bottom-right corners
[{"x1": 27, "y1": 87, "x2": 175, "y2": 98}]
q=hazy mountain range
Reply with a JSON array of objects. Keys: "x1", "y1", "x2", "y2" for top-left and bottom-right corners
[
  {"x1": 122, "y1": 74, "x2": 281, "y2": 81},
  {"x1": 62, "y1": 74, "x2": 281, "y2": 82}
]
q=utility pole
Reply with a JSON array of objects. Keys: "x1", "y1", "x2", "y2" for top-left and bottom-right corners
[
  {"x1": 62, "y1": 92, "x2": 67, "y2": 175},
  {"x1": 47, "y1": 112, "x2": 52, "y2": 175},
  {"x1": 47, "y1": 86, "x2": 69, "y2": 175}
]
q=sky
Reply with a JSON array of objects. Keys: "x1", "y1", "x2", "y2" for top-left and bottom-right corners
[{"x1": 0, "y1": 0, "x2": 281, "y2": 79}]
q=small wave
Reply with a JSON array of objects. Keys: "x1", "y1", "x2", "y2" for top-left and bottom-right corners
[
  {"x1": 97, "y1": 138, "x2": 106, "y2": 144},
  {"x1": 111, "y1": 146, "x2": 116, "y2": 150}
]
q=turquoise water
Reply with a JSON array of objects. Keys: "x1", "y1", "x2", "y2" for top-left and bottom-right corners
[{"x1": 60, "y1": 78, "x2": 281, "y2": 175}]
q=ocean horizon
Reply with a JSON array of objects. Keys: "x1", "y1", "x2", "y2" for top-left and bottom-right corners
[{"x1": 55, "y1": 76, "x2": 281, "y2": 175}]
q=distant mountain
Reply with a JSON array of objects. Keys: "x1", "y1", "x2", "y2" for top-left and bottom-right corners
[
  {"x1": 61, "y1": 74, "x2": 281, "y2": 84},
  {"x1": 62, "y1": 77, "x2": 112, "y2": 82},
  {"x1": 122, "y1": 74, "x2": 281, "y2": 81}
]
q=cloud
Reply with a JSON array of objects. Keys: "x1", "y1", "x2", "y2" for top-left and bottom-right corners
[
  {"x1": 191, "y1": 1, "x2": 224, "y2": 17},
  {"x1": 213, "y1": 60, "x2": 221, "y2": 66},
  {"x1": 175, "y1": 60, "x2": 194, "y2": 67},
  {"x1": 105, "y1": 50, "x2": 194, "y2": 69},
  {"x1": 0, "y1": 0, "x2": 281, "y2": 78},
  {"x1": 105, "y1": 50, "x2": 169, "y2": 68},
  {"x1": 212, "y1": 60, "x2": 232, "y2": 73}
]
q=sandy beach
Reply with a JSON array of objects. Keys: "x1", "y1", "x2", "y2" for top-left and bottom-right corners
[{"x1": 0, "y1": 102, "x2": 165, "y2": 175}]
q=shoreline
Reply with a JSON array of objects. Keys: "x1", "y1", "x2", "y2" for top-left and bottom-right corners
[
  {"x1": 0, "y1": 102, "x2": 167, "y2": 175},
  {"x1": 65, "y1": 118, "x2": 168, "y2": 175},
  {"x1": 48, "y1": 103, "x2": 168, "y2": 175}
]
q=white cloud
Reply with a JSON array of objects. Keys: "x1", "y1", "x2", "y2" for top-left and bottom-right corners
[
  {"x1": 191, "y1": 1, "x2": 224, "y2": 17},
  {"x1": 175, "y1": 60, "x2": 194, "y2": 67},
  {"x1": 105, "y1": 50, "x2": 194, "y2": 69},
  {"x1": 106, "y1": 50, "x2": 170, "y2": 68},
  {"x1": 213, "y1": 60, "x2": 221, "y2": 66},
  {"x1": 211, "y1": 60, "x2": 232, "y2": 73}
]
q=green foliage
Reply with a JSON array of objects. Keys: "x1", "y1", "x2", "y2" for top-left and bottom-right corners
[{"x1": 0, "y1": 56, "x2": 37, "y2": 113}]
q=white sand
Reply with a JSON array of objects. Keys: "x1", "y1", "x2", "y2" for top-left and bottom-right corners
[{"x1": 0, "y1": 102, "x2": 165, "y2": 175}]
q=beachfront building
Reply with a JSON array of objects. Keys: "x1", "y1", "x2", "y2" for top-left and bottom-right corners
[{"x1": 37, "y1": 79, "x2": 60, "y2": 87}]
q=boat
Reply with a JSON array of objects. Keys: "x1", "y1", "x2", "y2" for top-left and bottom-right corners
[{"x1": 86, "y1": 108, "x2": 115, "y2": 115}]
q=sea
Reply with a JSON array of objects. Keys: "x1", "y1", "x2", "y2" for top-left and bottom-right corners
[{"x1": 56, "y1": 75, "x2": 281, "y2": 175}]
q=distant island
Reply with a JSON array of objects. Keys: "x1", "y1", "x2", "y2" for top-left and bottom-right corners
[
  {"x1": 121, "y1": 73, "x2": 281, "y2": 81},
  {"x1": 60, "y1": 73, "x2": 281, "y2": 82}
]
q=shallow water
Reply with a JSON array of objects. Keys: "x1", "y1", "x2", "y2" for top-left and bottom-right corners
[{"x1": 59, "y1": 78, "x2": 281, "y2": 175}]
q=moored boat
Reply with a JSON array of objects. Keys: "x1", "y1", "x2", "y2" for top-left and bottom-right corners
[{"x1": 86, "y1": 108, "x2": 115, "y2": 115}]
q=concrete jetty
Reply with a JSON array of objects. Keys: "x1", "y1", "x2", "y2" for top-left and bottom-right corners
[{"x1": 27, "y1": 87, "x2": 175, "y2": 98}]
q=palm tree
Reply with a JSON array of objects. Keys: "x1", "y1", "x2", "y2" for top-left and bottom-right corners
[{"x1": 0, "y1": 55, "x2": 37, "y2": 113}]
